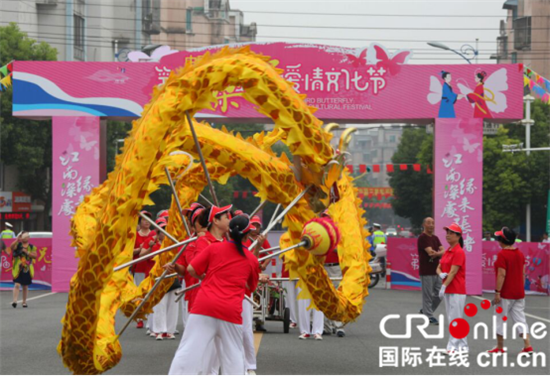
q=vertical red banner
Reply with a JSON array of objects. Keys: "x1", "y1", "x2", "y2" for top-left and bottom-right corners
[
  {"x1": 52, "y1": 117, "x2": 101, "y2": 292},
  {"x1": 434, "y1": 118, "x2": 483, "y2": 295}
]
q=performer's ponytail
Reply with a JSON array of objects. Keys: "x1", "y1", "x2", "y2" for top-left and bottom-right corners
[{"x1": 228, "y1": 215, "x2": 254, "y2": 257}]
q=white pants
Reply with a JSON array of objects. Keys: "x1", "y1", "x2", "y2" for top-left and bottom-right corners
[
  {"x1": 495, "y1": 298, "x2": 530, "y2": 337},
  {"x1": 297, "y1": 288, "x2": 324, "y2": 335},
  {"x1": 444, "y1": 294, "x2": 468, "y2": 351},
  {"x1": 153, "y1": 290, "x2": 179, "y2": 334},
  {"x1": 169, "y1": 314, "x2": 243, "y2": 375},
  {"x1": 181, "y1": 299, "x2": 189, "y2": 329},
  {"x1": 134, "y1": 272, "x2": 149, "y2": 325},
  {"x1": 242, "y1": 298, "x2": 256, "y2": 371},
  {"x1": 282, "y1": 280, "x2": 298, "y2": 324}
]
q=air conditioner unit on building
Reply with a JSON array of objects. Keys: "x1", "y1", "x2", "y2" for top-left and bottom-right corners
[{"x1": 36, "y1": 0, "x2": 58, "y2": 5}]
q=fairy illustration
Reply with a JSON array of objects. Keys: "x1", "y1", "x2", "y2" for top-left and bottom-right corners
[{"x1": 457, "y1": 68, "x2": 509, "y2": 119}]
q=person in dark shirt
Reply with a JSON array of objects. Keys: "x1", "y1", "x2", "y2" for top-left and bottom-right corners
[{"x1": 417, "y1": 217, "x2": 445, "y2": 325}]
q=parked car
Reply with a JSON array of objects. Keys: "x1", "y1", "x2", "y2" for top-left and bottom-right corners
[{"x1": 386, "y1": 227, "x2": 398, "y2": 237}]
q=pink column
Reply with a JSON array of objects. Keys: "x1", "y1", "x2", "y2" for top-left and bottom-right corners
[
  {"x1": 434, "y1": 118, "x2": 483, "y2": 295},
  {"x1": 52, "y1": 117, "x2": 102, "y2": 292}
]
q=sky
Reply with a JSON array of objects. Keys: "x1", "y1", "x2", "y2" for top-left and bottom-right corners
[{"x1": 231, "y1": 0, "x2": 509, "y2": 65}]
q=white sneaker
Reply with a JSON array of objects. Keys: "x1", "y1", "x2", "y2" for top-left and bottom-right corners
[
  {"x1": 146, "y1": 329, "x2": 151, "y2": 336},
  {"x1": 155, "y1": 333, "x2": 163, "y2": 341},
  {"x1": 298, "y1": 332, "x2": 310, "y2": 340},
  {"x1": 314, "y1": 334, "x2": 323, "y2": 341},
  {"x1": 165, "y1": 333, "x2": 176, "y2": 340},
  {"x1": 246, "y1": 370, "x2": 256, "y2": 375},
  {"x1": 149, "y1": 332, "x2": 157, "y2": 338},
  {"x1": 174, "y1": 329, "x2": 180, "y2": 335}
]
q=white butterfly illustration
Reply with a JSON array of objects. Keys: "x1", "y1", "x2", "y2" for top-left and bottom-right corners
[
  {"x1": 457, "y1": 68, "x2": 509, "y2": 113},
  {"x1": 463, "y1": 137, "x2": 480, "y2": 153},
  {"x1": 427, "y1": 76, "x2": 444, "y2": 105},
  {"x1": 80, "y1": 135, "x2": 97, "y2": 151}
]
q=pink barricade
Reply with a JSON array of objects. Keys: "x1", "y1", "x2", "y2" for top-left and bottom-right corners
[{"x1": 387, "y1": 237, "x2": 549, "y2": 295}]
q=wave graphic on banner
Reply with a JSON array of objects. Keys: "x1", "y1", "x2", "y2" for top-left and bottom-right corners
[{"x1": 12, "y1": 72, "x2": 143, "y2": 117}]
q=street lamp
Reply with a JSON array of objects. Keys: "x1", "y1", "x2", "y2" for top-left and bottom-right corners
[{"x1": 427, "y1": 41, "x2": 479, "y2": 64}]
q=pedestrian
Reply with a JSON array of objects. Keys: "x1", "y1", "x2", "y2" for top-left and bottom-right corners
[
  {"x1": 3, "y1": 231, "x2": 37, "y2": 308},
  {"x1": 133, "y1": 210, "x2": 157, "y2": 329},
  {"x1": 281, "y1": 255, "x2": 298, "y2": 329},
  {"x1": 542, "y1": 232, "x2": 549, "y2": 243},
  {"x1": 1, "y1": 222, "x2": 15, "y2": 239},
  {"x1": 149, "y1": 218, "x2": 180, "y2": 340},
  {"x1": 437, "y1": 223, "x2": 468, "y2": 352},
  {"x1": 417, "y1": 217, "x2": 445, "y2": 325},
  {"x1": 322, "y1": 210, "x2": 346, "y2": 337},
  {"x1": 487, "y1": 227, "x2": 533, "y2": 354},
  {"x1": 168, "y1": 214, "x2": 260, "y2": 375}
]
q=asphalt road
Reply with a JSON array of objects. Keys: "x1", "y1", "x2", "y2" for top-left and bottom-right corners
[{"x1": 1, "y1": 286, "x2": 548, "y2": 375}]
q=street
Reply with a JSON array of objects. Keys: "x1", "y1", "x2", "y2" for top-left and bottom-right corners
[{"x1": 1, "y1": 286, "x2": 548, "y2": 374}]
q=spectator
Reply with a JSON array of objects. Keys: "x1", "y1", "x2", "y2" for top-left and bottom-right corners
[
  {"x1": 488, "y1": 227, "x2": 533, "y2": 354},
  {"x1": 417, "y1": 217, "x2": 445, "y2": 325},
  {"x1": 3, "y1": 232, "x2": 37, "y2": 308},
  {"x1": 437, "y1": 223, "x2": 468, "y2": 352},
  {"x1": 482, "y1": 232, "x2": 495, "y2": 241},
  {"x1": 372, "y1": 224, "x2": 387, "y2": 276},
  {"x1": 542, "y1": 232, "x2": 549, "y2": 243}
]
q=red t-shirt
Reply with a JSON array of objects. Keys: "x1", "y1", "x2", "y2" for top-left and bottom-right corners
[
  {"x1": 439, "y1": 244, "x2": 466, "y2": 295},
  {"x1": 324, "y1": 248, "x2": 339, "y2": 264},
  {"x1": 184, "y1": 231, "x2": 224, "y2": 310},
  {"x1": 190, "y1": 242, "x2": 260, "y2": 324},
  {"x1": 243, "y1": 238, "x2": 271, "y2": 254},
  {"x1": 133, "y1": 230, "x2": 157, "y2": 274},
  {"x1": 494, "y1": 248, "x2": 525, "y2": 300}
]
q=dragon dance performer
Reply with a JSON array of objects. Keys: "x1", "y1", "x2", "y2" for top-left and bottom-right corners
[
  {"x1": 133, "y1": 210, "x2": 157, "y2": 329},
  {"x1": 168, "y1": 214, "x2": 260, "y2": 375},
  {"x1": 242, "y1": 215, "x2": 270, "y2": 374}
]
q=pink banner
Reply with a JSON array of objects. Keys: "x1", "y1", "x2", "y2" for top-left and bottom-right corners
[
  {"x1": 13, "y1": 43, "x2": 524, "y2": 121},
  {"x1": 1, "y1": 238, "x2": 52, "y2": 290},
  {"x1": 52, "y1": 117, "x2": 100, "y2": 292},
  {"x1": 387, "y1": 238, "x2": 421, "y2": 291},
  {"x1": 434, "y1": 118, "x2": 483, "y2": 295},
  {"x1": 389, "y1": 238, "x2": 549, "y2": 296}
]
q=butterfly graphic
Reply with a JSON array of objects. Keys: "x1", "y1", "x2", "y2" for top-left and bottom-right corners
[
  {"x1": 345, "y1": 48, "x2": 368, "y2": 68},
  {"x1": 463, "y1": 137, "x2": 480, "y2": 153},
  {"x1": 80, "y1": 135, "x2": 98, "y2": 151},
  {"x1": 369, "y1": 44, "x2": 411, "y2": 76}
]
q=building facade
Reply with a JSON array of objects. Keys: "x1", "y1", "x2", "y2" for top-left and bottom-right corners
[
  {"x1": 151, "y1": 0, "x2": 257, "y2": 50},
  {"x1": 493, "y1": 0, "x2": 550, "y2": 78}
]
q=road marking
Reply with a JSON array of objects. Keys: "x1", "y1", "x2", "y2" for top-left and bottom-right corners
[
  {"x1": 254, "y1": 332, "x2": 263, "y2": 355},
  {"x1": 471, "y1": 296, "x2": 550, "y2": 323},
  {"x1": 17, "y1": 292, "x2": 57, "y2": 303}
]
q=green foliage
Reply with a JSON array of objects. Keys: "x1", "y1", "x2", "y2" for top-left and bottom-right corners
[
  {"x1": 0, "y1": 23, "x2": 58, "y2": 230},
  {"x1": 388, "y1": 128, "x2": 433, "y2": 230},
  {"x1": 389, "y1": 101, "x2": 550, "y2": 237}
]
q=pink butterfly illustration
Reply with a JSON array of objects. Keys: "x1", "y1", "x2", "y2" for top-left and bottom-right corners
[
  {"x1": 373, "y1": 45, "x2": 411, "y2": 76},
  {"x1": 345, "y1": 48, "x2": 368, "y2": 68}
]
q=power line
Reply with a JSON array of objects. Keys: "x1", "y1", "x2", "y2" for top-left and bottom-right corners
[
  {"x1": 3, "y1": 8, "x2": 550, "y2": 31},
  {"x1": 3, "y1": 0, "x2": 548, "y2": 18},
  {"x1": 5, "y1": 19, "x2": 550, "y2": 47},
  {"x1": 9, "y1": 30, "x2": 550, "y2": 59}
]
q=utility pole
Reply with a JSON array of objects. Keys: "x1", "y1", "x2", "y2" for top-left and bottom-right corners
[{"x1": 522, "y1": 95, "x2": 535, "y2": 242}]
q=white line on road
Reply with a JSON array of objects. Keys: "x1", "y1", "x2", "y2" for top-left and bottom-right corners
[
  {"x1": 471, "y1": 296, "x2": 550, "y2": 323},
  {"x1": 17, "y1": 292, "x2": 57, "y2": 303}
]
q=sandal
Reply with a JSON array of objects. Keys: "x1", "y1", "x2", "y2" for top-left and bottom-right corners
[
  {"x1": 11, "y1": 302, "x2": 17, "y2": 308},
  {"x1": 22, "y1": 303, "x2": 28, "y2": 308}
]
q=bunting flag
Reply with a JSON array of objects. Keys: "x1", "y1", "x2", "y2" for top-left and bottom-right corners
[
  {"x1": 0, "y1": 61, "x2": 13, "y2": 78},
  {"x1": 0, "y1": 73, "x2": 12, "y2": 92},
  {"x1": 523, "y1": 67, "x2": 550, "y2": 104},
  {"x1": 343, "y1": 164, "x2": 434, "y2": 174}
]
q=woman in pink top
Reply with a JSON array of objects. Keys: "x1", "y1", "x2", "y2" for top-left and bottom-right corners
[{"x1": 169, "y1": 215, "x2": 260, "y2": 375}]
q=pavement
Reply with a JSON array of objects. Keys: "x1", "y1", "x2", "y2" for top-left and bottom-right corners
[{"x1": 0, "y1": 285, "x2": 548, "y2": 375}]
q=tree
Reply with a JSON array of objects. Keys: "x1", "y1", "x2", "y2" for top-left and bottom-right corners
[
  {"x1": 0, "y1": 23, "x2": 58, "y2": 230},
  {"x1": 388, "y1": 127, "x2": 433, "y2": 230}
]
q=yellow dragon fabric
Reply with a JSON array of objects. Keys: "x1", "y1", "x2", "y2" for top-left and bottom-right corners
[{"x1": 58, "y1": 46, "x2": 371, "y2": 374}]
